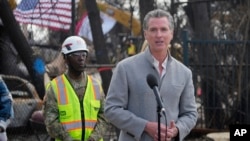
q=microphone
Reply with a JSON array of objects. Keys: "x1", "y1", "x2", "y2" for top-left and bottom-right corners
[{"x1": 147, "y1": 74, "x2": 165, "y2": 113}]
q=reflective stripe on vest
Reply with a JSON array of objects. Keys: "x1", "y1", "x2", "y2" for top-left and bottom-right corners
[{"x1": 51, "y1": 74, "x2": 102, "y2": 141}]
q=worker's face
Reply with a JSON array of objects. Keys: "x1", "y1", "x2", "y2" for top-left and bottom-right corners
[
  {"x1": 144, "y1": 17, "x2": 173, "y2": 53},
  {"x1": 66, "y1": 51, "x2": 87, "y2": 72}
]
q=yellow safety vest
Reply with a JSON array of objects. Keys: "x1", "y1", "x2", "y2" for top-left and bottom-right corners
[{"x1": 50, "y1": 74, "x2": 102, "y2": 141}]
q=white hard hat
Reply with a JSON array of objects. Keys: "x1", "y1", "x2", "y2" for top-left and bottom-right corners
[{"x1": 61, "y1": 36, "x2": 89, "y2": 55}]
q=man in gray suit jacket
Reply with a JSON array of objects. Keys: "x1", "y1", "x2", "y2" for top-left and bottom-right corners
[{"x1": 104, "y1": 9, "x2": 198, "y2": 141}]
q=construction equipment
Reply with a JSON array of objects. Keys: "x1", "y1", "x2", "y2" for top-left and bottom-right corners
[{"x1": 97, "y1": 1, "x2": 141, "y2": 36}]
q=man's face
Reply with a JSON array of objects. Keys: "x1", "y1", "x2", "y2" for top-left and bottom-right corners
[
  {"x1": 144, "y1": 17, "x2": 173, "y2": 53},
  {"x1": 66, "y1": 51, "x2": 87, "y2": 72}
]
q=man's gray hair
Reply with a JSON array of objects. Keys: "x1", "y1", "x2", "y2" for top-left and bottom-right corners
[{"x1": 143, "y1": 9, "x2": 174, "y2": 31}]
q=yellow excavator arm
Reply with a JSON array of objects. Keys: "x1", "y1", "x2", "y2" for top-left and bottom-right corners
[{"x1": 97, "y1": 1, "x2": 141, "y2": 36}]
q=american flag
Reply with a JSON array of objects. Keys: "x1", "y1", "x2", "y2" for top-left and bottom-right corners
[{"x1": 13, "y1": 0, "x2": 76, "y2": 31}]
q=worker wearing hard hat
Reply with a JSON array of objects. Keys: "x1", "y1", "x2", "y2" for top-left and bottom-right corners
[{"x1": 43, "y1": 36, "x2": 108, "y2": 141}]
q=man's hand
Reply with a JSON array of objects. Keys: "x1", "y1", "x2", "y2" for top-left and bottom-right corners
[
  {"x1": 168, "y1": 120, "x2": 179, "y2": 139},
  {"x1": 144, "y1": 121, "x2": 179, "y2": 141},
  {"x1": 87, "y1": 137, "x2": 95, "y2": 141}
]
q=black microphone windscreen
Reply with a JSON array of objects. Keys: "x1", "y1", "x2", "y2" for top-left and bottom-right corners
[{"x1": 147, "y1": 74, "x2": 158, "y2": 88}]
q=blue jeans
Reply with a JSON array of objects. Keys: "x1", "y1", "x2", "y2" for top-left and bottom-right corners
[
  {"x1": 0, "y1": 77, "x2": 13, "y2": 140},
  {"x1": 0, "y1": 77, "x2": 13, "y2": 121}
]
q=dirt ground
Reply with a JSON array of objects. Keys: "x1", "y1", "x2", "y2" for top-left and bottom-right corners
[
  {"x1": 6, "y1": 124, "x2": 209, "y2": 141},
  {"x1": 7, "y1": 132, "x2": 208, "y2": 141},
  {"x1": 8, "y1": 134, "x2": 49, "y2": 141}
]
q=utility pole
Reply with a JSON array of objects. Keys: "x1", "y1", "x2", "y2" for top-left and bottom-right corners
[
  {"x1": 71, "y1": 0, "x2": 75, "y2": 35},
  {"x1": 84, "y1": 0, "x2": 112, "y2": 95}
]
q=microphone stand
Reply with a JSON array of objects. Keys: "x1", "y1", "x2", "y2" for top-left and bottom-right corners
[{"x1": 157, "y1": 105, "x2": 161, "y2": 141}]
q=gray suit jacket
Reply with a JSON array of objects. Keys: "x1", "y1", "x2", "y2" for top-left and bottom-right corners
[{"x1": 104, "y1": 48, "x2": 198, "y2": 141}]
